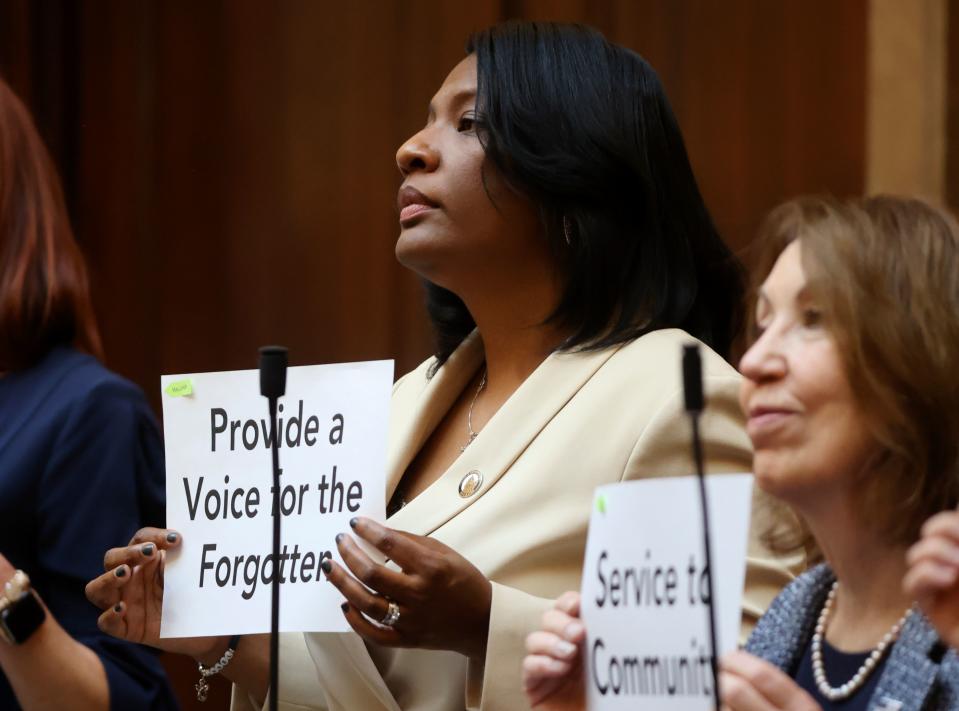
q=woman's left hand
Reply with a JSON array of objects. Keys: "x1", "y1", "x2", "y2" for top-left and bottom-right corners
[
  {"x1": 904, "y1": 509, "x2": 959, "y2": 648},
  {"x1": 323, "y1": 517, "x2": 492, "y2": 661},
  {"x1": 719, "y1": 650, "x2": 821, "y2": 711}
]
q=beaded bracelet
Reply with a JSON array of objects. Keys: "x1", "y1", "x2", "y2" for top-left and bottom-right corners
[{"x1": 195, "y1": 635, "x2": 241, "y2": 702}]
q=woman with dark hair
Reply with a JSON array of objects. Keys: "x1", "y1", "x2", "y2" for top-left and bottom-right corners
[
  {"x1": 524, "y1": 195, "x2": 959, "y2": 710},
  {"x1": 0, "y1": 76, "x2": 178, "y2": 709},
  {"x1": 86, "y1": 21, "x2": 794, "y2": 710},
  {"x1": 423, "y1": 21, "x2": 743, "y2": 365}
]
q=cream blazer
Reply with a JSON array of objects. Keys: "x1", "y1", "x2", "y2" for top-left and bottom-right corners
[{"x1": 233, "y1": 328, "x2": 798, "y2": 711}]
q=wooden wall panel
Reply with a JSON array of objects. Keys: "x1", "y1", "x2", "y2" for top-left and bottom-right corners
[
  {"x1": 77, "y1": 1, "x2": 166, "y2": 411},
  {"x1": 948, "y1": 0, "x2": 959, "y2": 211},
  {"x1": 512, "y1": 0, "x2": 869, "y2": 255},
  {"x1": 71, "y1": 0, "x2": 503, "y2": 413},
  {"x1": 867, "y1": 0, "x2": 948, "y2": 201},
  {"x1": 0, "y1": 0, "x2": 32, "y2": 100},
  {"x1": 3, "y1": 0, "x2": 870, "y2": 402},
  {"x1": 0, "y1": 0, "x2": 83, "y2": 210}
]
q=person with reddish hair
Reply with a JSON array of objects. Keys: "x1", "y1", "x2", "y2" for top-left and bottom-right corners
[{"x1": 0, "y1": 76, "x2": 178, "y2": 710}]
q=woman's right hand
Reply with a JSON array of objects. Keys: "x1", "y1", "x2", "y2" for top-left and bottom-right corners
[
  {"x1": 522, "y1": 591, "x2": 587, "y2": 711},
  {"x1": 904, "y1": 510, "x2": 959, "y2": 649},
  {"x1": 84, "y1": 527, "x2": 224, "y2": 660}
]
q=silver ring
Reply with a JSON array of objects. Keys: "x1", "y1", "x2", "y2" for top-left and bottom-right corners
[
  {"x1": 380, "y1": 600, "x2": 400, "y2": 627},
  {"x1": 4, "y1": 570, "x2": 29, "y2": 603}
]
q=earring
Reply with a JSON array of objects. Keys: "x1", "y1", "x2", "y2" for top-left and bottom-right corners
[{"x1": 562, "y1": 215, "x2": 573, "y2": 246}]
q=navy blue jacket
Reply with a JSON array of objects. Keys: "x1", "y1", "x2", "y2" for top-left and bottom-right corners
[{"x1": 0, "y1": 347, "x2": 178, "y2": 709}]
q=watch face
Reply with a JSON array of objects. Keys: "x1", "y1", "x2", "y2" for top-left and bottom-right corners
[{"x1": 1, "y1": 590, "x2": 46, "y2": 644}]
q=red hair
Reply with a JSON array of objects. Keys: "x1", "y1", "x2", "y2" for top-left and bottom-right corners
[{"x1": 0, "y1": 76, "x2": 102, "y2": 370}]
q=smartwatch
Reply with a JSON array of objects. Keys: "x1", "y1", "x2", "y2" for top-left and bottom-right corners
[{"x1": 0, "y1": 571, "x2": 46, "y2": 644}]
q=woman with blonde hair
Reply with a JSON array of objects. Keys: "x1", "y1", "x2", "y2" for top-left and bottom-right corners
[{"x1": 524, "y1": 195, "x2": 959, "y2": 710}]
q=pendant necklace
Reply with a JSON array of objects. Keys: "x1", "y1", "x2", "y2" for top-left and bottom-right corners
[{"x1": 461, "y1": 369, "x2": 488, "y2": 452}]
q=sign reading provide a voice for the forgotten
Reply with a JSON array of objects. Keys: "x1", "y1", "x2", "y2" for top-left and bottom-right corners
[{"x1": 159, "y1": 361, "x2": 393, "y2": 638}]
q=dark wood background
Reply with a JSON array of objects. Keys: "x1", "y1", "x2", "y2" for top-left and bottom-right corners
[
  {"x1": 0, "y1": 1, "x2": 881, "y2": 708},
  {"x1": 949, "y1": 0, "x2": 959, "y2": 210},
  {"x1": 1, "y1": 0, "x2": 870, "y2": 397}
]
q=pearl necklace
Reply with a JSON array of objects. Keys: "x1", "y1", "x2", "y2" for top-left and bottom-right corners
[{"x1": 811, "y1": 581, "x2": 914, "y2": 701}]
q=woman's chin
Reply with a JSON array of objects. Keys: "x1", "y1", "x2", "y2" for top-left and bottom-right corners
[
  {"x1": 395, "y1": 237, "x2": 458, "y2": 287},
  {"x1": 396, "y1": 232, "x2": 434, "y2": 267},
  {"x1": 752, "y1": 445, "x2": 850, "y2": 507},
  {"x1": 752, "y1": 453, "x2": 805, "y2": 502}
]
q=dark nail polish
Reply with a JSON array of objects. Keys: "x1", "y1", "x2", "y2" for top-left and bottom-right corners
[
  {"x1": 115, "y1": 567, "x2": 126, "y2": 578},
  {"x1": 320, "y1": 559, "x2": 332, "y2": 574},
  {"x1": 341, "y1": 602, "x2": 350, "y2": 613},
  {"x1": 166, "y1": 532, "x2": 178, "y2": 543},
  {"x1": 142, "y1": 543, "x2": 155, "y2": 556},
  {"x1": 114, "y1": 603, "x2": 122, "y2": 613},
  {"x1": 335, "y1": 533, "x2": 345, "y2": 544},
  {"x1": 349, "y1": 517, "x2": 358, "y2": 529}
]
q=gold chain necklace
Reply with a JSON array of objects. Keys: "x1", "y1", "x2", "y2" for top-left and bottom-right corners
[{"x1": 462, "y1": 369, "x2": 487, "y2": 452}]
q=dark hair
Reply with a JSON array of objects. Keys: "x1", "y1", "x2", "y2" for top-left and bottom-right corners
[
  {"x1": 424, "y1": 21, "x2": 743, "y2": 366},
  {"x1": 0, "y1": 76, "x2": 103, "y2": 370}
]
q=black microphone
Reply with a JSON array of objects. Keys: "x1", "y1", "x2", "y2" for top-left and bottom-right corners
[
  {"x1": 259, "y1": 345, "x2": 287, "y2": 711},
  {"x1": 260, "y1": 346, "x2": 288, "y2": 401},
  {"x1": 683, "y1": 344, "x2": 721, "y2": 709},
  {"x1": 682, "y1": 344, "x2": 704, "y2": 413}
]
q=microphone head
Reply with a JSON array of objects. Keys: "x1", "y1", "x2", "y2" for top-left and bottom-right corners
[
  {"x1": 682, "y1": 344, "x2": 705, "y2": 413},
  {"x1": 259, "y1": 345, "x2": 288, "y2": 399}
]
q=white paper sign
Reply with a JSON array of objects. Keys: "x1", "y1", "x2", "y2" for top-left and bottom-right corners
[
  {"x1": 159, "y1": 360, "x2": 393, "y2": 638},
  {"x1": 580, "y1": 474, "x2": 754, "y2": 710}
]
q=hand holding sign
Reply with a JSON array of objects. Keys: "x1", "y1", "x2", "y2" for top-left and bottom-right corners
[
  {"x1": 523, "y1": 591, "x2": 587, "y2": 711},
  {"x1": 85, "y1": 527, "x2": 223, "y2": 660},
  {"x1": 903, "y1": 509, "x2": 959, "y2": 649},
  {"x1": 323, "y1": 517, "x2": 493, "y2": 661},
  {"x1": 718, "y1": 651, "x2": 820, "y2": 711}
]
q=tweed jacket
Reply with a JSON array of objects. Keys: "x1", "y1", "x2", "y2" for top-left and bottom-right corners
[{"x1": 746, "y1": 564, "x2": 959, "y2": 711}]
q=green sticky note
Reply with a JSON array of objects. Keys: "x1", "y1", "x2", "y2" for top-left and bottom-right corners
[
  {"x1": 165, "y1": 379, "x2": 193, "y2": 397},
  {"x1": 596, "y1": 494, "x2": 607, "y2": 514}
]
